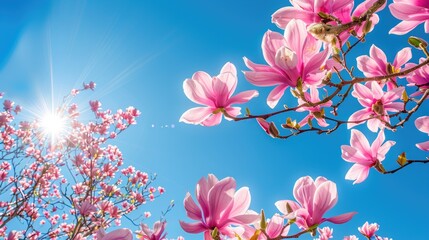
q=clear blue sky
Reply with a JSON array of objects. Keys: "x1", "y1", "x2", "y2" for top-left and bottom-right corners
[{"x1": 1, "y1": 1, "x2": 428, "y2": 239}]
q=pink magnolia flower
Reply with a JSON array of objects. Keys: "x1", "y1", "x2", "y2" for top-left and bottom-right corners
[
  {"x1": 180, "y1": 62, "x2": 258, "y2": 126},
  {"x1": 357, "y1": 45, "x2": 412, "y2": 90},
  {"x1": 341, "y1": 129, "x2": 395, "y2": 184},
  {"x1": 317, "y1": 227, "x2": 333, "y2": 240},
  {"x1": 180, "y1": 174, "x2": 259, "y2": 239},
  {"x1": 405, "y1": 58, "x2": 429, "y2": 96},
  {"x1": 96, "y1": 228, "x2": 133, "y2": 240},
  {"x1": 348, "y1": 82, "x2": 404, "y2": 132},
  {"x1": 358, "y1": 222, "x2": 379, "y2": 238},
  {"x1": 275, "y1": 176, "x2": 356, "y2": 230},
  {"x1": 272, "y1": 0, "x2": 384, "y2": 35},
  {"x1": 243, "y1": 19, "x2": 329, "y2": 108},
  {"x1": 296, "y1": 87, "x2": 332, "y2": 127},
  {"x1": 389, "y1": 0, "x2": 429, "y2": 35},
  {"x1": 138, "y1": 221, "x2": 167, "y2": 240},
  {"x1": 415, "y1": 116, "x2": 429, "y2": 151},
  {"x1": 76, "y1": 200, "x2": 96, "y2": 216}
]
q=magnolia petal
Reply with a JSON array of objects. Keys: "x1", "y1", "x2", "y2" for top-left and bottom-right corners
[
  {"x1": 293, "y1": 176, "x2": 316, "y2": 211},
  {"x1": 202, "y1": 113, "x2": 223, "y2": 127},
  {"x1": 324, "y1": 212, "x2": 357, "y2": 224},
  {"x1": 219, "y1": 62, "x2": 238, "y2": 97},
  {"x1": 416, "y1": 141, "x2": 429, "y2": 151},
  {"x1": 312, "y1": 181, "x2": 338, "y2": 223},
  {"x1": 275, "y1": 200, "x2": 301, "y2": 216},
  {"x1": 265, "y1": 215, "x2": 284, "y2": 238},
  {"x1": 229, "y1": 187, "x2": 251, "y2": 217},
  {"x1": 100, "y1": 229, "x2": 133, "y2": 240},
  {"x1": 345, "y1": 164, "x2": 370, "y2": 184},
  {"x1": 394, "y1": 47, "x2": 412, "y2": 67},
  {"x1": 350, "y1": 129, "x2": 371, "y2": 157},
  {"x1": 228, "y1": 90, "x2": 259, "y2": 105},
  {"x1": 183, "y1": 79, "x2": 213, "y2": 106},
  {"x1": 207, "y1": 177, "x2": 236, "y2": 225},
  {"x1": 389, "y1": 20, "x2": 423, "y2": 35},
  {"x1": 180, "y1": 107, "x2": 213, "y2": 125},
  {"x1": 347, "y1": 109, "x2": 370, "y2": 129},
  {"x1": 415, "y1": 116, "x2": 429, "y2": 134},
  {"x1": 242, "y1": 70, "x2": 285, "y2": 86},
  {"x1": 369, "y1": 45, "x2": 387, "y2": 69},
  {"x1": 184, "y1": 192, "x2": 203, "y2": 221},
  {"x1": 180, "y1": 221, "x2": 207, "y2": 234},
  {"x1": 267, "y1": 84, "x2": 288, "y2": 109}
]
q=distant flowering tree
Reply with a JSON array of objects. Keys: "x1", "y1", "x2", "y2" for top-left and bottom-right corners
[
  {"x1": 180, "y1": 0, "x2": 428, "y2": 239},
  {"x1": 0, "y1": 83, "x2": 172, "y2": 239}
]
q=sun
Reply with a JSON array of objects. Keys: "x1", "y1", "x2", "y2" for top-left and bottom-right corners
[{"x1": 40, "y1": 111, "x2": 67, "y2": 144}]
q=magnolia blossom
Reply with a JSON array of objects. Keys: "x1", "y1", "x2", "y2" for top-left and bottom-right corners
[
  {"x1": 389, "y1": 0, "x2": 429, "y2": 34},
  {"x1": 415, "y1": 116, "x2": 429, "y2": 151},
  {"x1": 138, "y1": 221, "x2": 167, "y2": 240},
  {"x1": 180, "y1": 174, "x2": 259, "y2": 239},
  {"x1": 317, "y1": 227, "x2": 333, "y2": 240},
  {"x1": 405, "y1": 58, "x2": 429, "y2": 96},
  {"x1": 275, "y1": 176, "x2": 356, "y2": 230},
  {"x1": 96, "y1": 228, "x2": 133, "y2": 240},
  {"x1": 180, "y1": 62, "x2": 258, "y2": 126},
  {"x1": 357, "y1": 45, "x2": 412, "y2": 90},
  {"x1": 358, "y1": 222, "x2": 379, "y2": 238},
  {"x1": 272, "y1": 0, "x2": 384, "y2": 36},
  {"x1": 341, "y1": 129, "x2": 395, "y2": 184},
  {"x1": 243, "y1": 19, "x2": 329, "y2": 108},
  {"x1": 348, "y1": 82, "x2": 404, "y2": 132},
  {"x1": 296, "y1": 87, "x2": 332, "y2": 127}
]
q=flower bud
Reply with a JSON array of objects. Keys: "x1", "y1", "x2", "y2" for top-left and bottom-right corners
[{"x1": 408, "y1": 36, "x2": 428, "y2": 50}]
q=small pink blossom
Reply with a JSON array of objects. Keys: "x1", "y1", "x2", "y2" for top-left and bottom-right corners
[
  {"x1": 3, "y1": 100, "x2": 14, "y2": 112},
  {"x1": 358, "y1": 222, "x2": 379, "y2": 238},
  {"x1": 317, "y1": 227, "x2": 333, "y2": 240},
  {"x1": 243, "y1": 19, "x2": 329, "y2": 108},
  {"x1": 275, "y1": 176, "x2": 356, "y2": 230},
  {"x1": 76, "y1": 200, "x2": 96, "y2": 216},
  {"x1": 89, "y1": 100, "x2": 101, "y2": 112},
  {"x1": 180, "y1": 174, "x2": 259, "y2": 239},
  {"x1": 415, "y1": 116, "x2": 429, "y2": 151},
  {"x1": 348, "y1": 82, "x2": 404, "y2": 132},
  {"x1": 389, "y1": 0, "x2": 429, "y2": 35},
  {"x1": 357, "y1": 45, "x2": 412, "y2": 90},
  {"x1": 260, "y1": 214, "x2": 289, "y2": 239},
  {"x1": 405, "y1": 58, "x2": 429, "y2": 96},
  {"x1": 180, "y1": 62, "x2": 258, "y2": 126},
  {"x1": 341, "y1": 129, "x2": 395, "y2": 184}
]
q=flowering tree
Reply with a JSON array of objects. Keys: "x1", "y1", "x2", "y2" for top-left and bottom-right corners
[
  {"x1": 180, "y1": 0, "x2": 429, "y2": 239},
  {"x1": 0, "y1": 83, "x2": 169, "y2": 239}
]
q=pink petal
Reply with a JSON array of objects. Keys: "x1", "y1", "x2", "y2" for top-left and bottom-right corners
[
  {"x1": 262, "y1": 30, "x2": 287, "y2": 67},
  {"x1": 416, "y1": 141, "x2": 429, "y2": 151},
  {"x1": 369, "y1": 45, "x2": 387, "y2": 69},
  {"x1": 184, "y1": 192, "x2": 203, "y2": 221},
  {"x1": 265, "y1": 215, "x2": 284, "y2": 238},
  {"x1": 350, "y1": 129, "x2": 371, "y2": 158},
  {"x1": 415, "y1": 116, "x2": 429, "y2": 134},
  {"x1": 389, "y1": 20, "x2": 423, "y2": 35},
  {"x1": 345, "y1": 164, "x2": 370, "y2": 184},
  {"x1": 212, "y1": 77, "x2": 231, "y2": 106},
  {"x1": 202, "y1": 113, "x2": 223, "y2": 126},
  {"x1": 352, "y1": 83, "x2": 373, "y2": 100},
  {"x1": 267, "y1": 84, "x2": 288, "y2": 109},
  {"x1": 303, "y1": 49, "x2": 330, "y2": 80},
  {"x1": 229, "y1": 187, "x2": 251, "y2": 217},
  {"x1": 180, "y1": 221, "x2": 207, "y2": 234},
  {"x1": 180, "y1": 107, "x2": 214, "y2": 125},
  {"x1": 229, "y1": 212, "x2": 260, "y2": 225},
  {"x1": 378, "y1": 140, "x2": 396, "y2": 161},
  {"x1": 196, "y1": 175, "x2": 218, "y2": 219},
  {"x1": 367, "y1": 118, "x2": 381, "y2": 133},
  {"x1": 271, "y1": 8, "x2": 317, "y2": 29},
  {"x1": 347, "y1": 109, "x2": 371, "y2": 129},
  {"x1": 100, "y1": 229, "x2": 133, "y2": 240},
  {"x1": 207, "y1": 177, "x2": 236, "y2": 225},
  {"x1": 312, "y1": 181, "x2": 338, "y2": 224},
  {"x1": 219, "y1": 62, "x2": 238, "y2": 98},
  {"x1": 393, "y1": 47, "x2": 412, "y2": 67},
  {"x1": 370, "y1": 81, "x2": 384, "y2": 99},
  {"x1": 324, "y1": 212, "x2": 357, "y2": 224},
  {"x1": 284, "y1": 19, "x2": 308, "y2": 59},
  {"x1": 183, "y1": 79, "x2": 213, "y2": 106},
  {"x1": 192, "y1": 71, "x2": 215, "y2": 98},
  {"x1": 242, "y1": 70, "x2": 285, "y2": 86},
  {"x1": 224, "y1": 107, "x2": 241, "y2": 120},
  {"x1": 356, "y1": 56, "x2": 383, "y2": 77},
  {"x1": 293, "y1": 176, "x2": 316, "y2": 211},
  {"x1": 389, "y1": 3, "x2": 429, "y2": 20},
  {"x1": 228, "y1": 90, "x2": 259, "y2": 105}
]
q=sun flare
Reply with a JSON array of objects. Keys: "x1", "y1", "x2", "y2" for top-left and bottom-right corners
[{"x1": 40, "y1": 111, "x2": 67, "y2": 143}]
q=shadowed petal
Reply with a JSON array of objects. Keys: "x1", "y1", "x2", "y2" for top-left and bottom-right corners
[{"x1": 180, "y1": 107, "x2": 213, "y2": 125}]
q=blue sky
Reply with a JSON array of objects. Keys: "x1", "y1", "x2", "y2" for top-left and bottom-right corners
[{"x1": 1, "y1": 1, "x2": 429, "y2": 239}]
